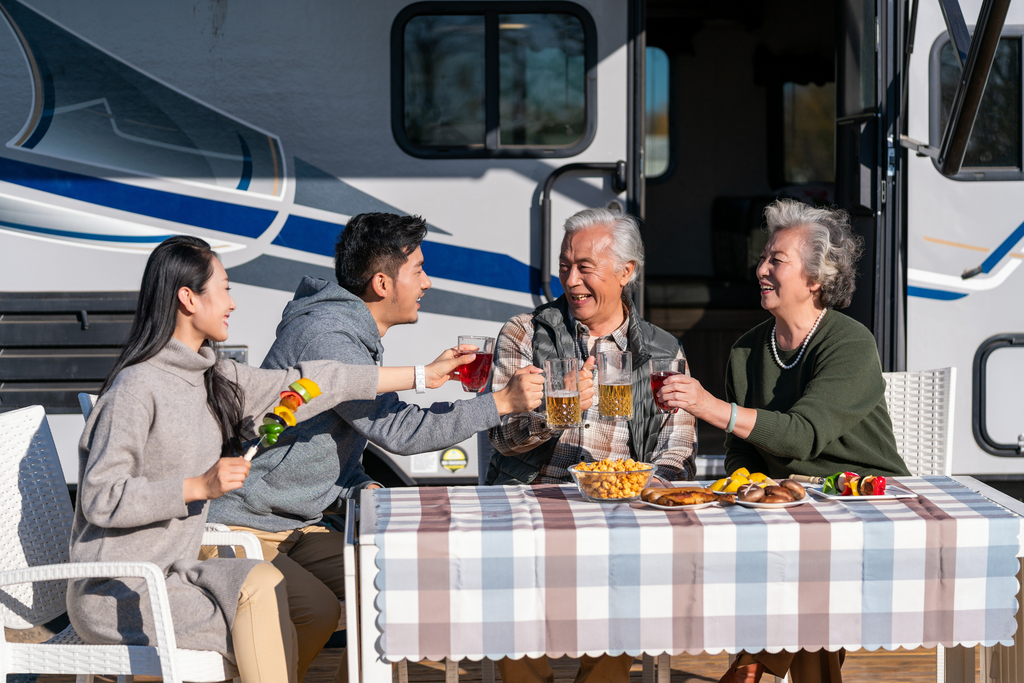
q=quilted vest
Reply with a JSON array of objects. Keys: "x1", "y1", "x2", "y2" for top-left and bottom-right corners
[{"x1": 484, "y1": 295, "x2": 682, "y2": 486}]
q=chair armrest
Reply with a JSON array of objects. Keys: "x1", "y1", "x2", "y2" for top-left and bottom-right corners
[
  {"x1": 0, "y1": 562, "x2": 181, "y2": 681},
  {"x1": 201, "y1": 530, "x2": 264, "y2": 560},
  {"x1": 0, "y1": 561, "x2": 165, "y2": 586}
]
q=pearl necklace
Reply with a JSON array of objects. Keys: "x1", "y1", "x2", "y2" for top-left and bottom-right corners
[{"x1": 770, "y1": 308, "x2": 827, "y2": 370}]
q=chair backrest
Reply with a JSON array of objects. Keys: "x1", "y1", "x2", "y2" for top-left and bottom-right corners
[
  {"x1": 78, "y1": 392, "x2": 98, "y2": 420},
  {"x1": 0, "y1": 405, "x2": 75, "y2": 628},
  {"x1": 881, "y1": 367, "x2": 956, "y2": 476}
]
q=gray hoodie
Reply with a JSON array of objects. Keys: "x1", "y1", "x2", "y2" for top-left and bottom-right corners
[{"x1": 209, "y1": 277, "x2": 501, "y2": 532}]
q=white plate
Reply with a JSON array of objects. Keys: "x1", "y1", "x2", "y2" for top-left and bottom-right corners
[
  {"x1": 807, "y1": 485, "x2": 917, "y2": 501},
  {"x1": 640, "y1": 499, "x2": 717, "y2": 511},
  {"x1": 735, "y1": 498, "x2": 809, "y2": 509}
]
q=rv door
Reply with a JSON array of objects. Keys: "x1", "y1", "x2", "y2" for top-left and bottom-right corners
[{"x1": 835, "y1": 0, "x2": 904, "y2": 371}]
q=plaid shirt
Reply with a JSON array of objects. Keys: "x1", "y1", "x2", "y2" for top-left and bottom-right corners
[{"x1": 488, "y1": 310, "x2": 697, "y2": 484}]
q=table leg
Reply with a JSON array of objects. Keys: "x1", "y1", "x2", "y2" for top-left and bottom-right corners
[
  {"x1": 482, "y1": 658, "x2": 496, "y2": 683},
  {"x1": 942, "y1": 645, "x2": 977, "y2": 683},
  {"x1": 344, "y1": 503, "x2": 361, "y2": 683},
  {"x1": 979, "y1": 557, "x2": 1024, "y2": 683},
  {"x1": 642, "y1": 654, "x2": 655, "y2": 683},
  {"x1": 657, "y1": 653, "x2": 671, "y2": 683},
  {"x1": 445, "y1": 658, "x2": 459, "y2": 683}
]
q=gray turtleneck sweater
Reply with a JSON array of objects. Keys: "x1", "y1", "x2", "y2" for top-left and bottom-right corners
[{"x1": 68, "y1": 338, "x2": 378, "y2": 655}]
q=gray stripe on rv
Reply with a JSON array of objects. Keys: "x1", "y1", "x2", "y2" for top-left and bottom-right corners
[
  {"x1": 293, "y1": 157, "x2": 450, "y2": 234},
  {"x1": 227, "y1": 255, "x2": 530, "y2": 323}
]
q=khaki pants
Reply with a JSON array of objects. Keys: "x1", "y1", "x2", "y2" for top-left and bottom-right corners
[
  {"x1": 497, "y1": 654, "x2": 634, "y2": 683},
  {"x1": 232, "y1": 562, "x2": 299, "y2": 683},
  {"x1": 231, "y1": 525, "x2": 347, "y2": 683},
  {"x1": 739, "y1": 649, "x2": 845, "y2": 683}
]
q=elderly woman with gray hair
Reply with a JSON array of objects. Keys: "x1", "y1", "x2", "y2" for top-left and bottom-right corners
[{"x1": 657, "y1": 198, "x2": 908, "y2": 683}]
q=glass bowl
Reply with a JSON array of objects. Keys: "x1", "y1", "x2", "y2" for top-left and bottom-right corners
[{"x1": 568, "y1": 462, "x2": 654, "y2": 503}]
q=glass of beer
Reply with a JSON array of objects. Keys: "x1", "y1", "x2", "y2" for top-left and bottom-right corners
[
  {"x1": 544, "y1": 358, "x2": 582, "y2": 429},
  {"x1": 456, "y1": 335, "x2": 495, "y2": 392},
  {"x1": 597, "y1": 350, "x2": 632, "y2": 421},
  {"x1": 650, "y1": 358, "x2": 684, "y2": 413}
]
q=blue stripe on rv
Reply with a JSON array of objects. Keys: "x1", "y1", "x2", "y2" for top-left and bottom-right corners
[
  {"x1": 0, "y1": 156, "x2": 274, "y2": 238},
  {"x1": 907, "y1": 286, "x2": 968, "y2": 300},
  {"x1": 980, "y1": 218, "x2": 1024, "y2": 274},
  {"x1": 0, "y1": 156, "x2": 560, "y2": 297},
  {"x1": 0, "y1": 219, "x2": 173, "y2": 243},
  {"x1": 272, "y1": 214, "x2": 562, "y2": 297}
]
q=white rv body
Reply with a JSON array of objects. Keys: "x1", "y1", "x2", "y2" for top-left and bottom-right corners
[{"x1": 1, "y1": 0, "x2": 1022, "y2": 484}]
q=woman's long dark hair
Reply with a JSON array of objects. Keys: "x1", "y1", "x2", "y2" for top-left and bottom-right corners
[{"x1": 102, "y1": 235, "x2": 245, "y2": 457}]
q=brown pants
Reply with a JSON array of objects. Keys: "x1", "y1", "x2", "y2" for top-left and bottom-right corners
[
  {"x1": 204, "y1": 525, "x2": 347, "y2": 683},
  {"x1": 740, "y1": 649, "x2": 845, "y2": 683},
  {"x1": 232, "y1": 562, "x2": 299, "y2": 683},
  {"x1": 497, "y1": 654, "x2": 634, "y2": 683}
]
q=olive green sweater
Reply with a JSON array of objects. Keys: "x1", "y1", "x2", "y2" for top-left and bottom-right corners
[{"x1": 724, "y1": 310, "x2": 910, "y2": 480}]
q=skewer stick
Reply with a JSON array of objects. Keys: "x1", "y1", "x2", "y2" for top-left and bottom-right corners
[
  {"x1": 787, "y1": 474, "x2": 823, "y2": 485},
  {"x1": 243, "y1": 435, "x2": 266, "y2": 462}
]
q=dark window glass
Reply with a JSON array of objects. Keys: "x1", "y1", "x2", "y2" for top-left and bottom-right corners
[
  {"x1": 498, "y1": 14, "x2": 585, "y2": 146},
  {"x1": 396, "y1": 5, "x2": 594, "y2": 157},
  {"x1": 782, "y1": 82, "x2": 836, "y2": 184},
  {"x1": 404, "y1": 15, "x2": 486, "y2": 147},
  {"x1": 645, "y1": 47, "x2": 670, "y2": 178},
  {"x1": 940, "y1": 38, "x2": 1022, "y2": 168},
  {"x1": 837, "y1": 0, "x2": 876, "y2": 118}
]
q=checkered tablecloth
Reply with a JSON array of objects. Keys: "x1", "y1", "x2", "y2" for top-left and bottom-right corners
[{"x1": 368, "y1": 477, "x2": 1021, "y2": 662}]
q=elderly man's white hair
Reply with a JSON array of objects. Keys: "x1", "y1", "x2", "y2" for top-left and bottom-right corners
[{"x1": 563, "y1": 207, "x2": 644, "y2": 293}]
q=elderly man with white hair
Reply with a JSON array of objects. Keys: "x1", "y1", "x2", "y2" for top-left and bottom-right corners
[{"x1": 484, "y1": 207, "x2": 697, "y2": 683}]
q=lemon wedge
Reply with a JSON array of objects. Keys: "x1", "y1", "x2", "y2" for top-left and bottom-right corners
[
  {"x1": 724, "y1": 479, "x2": 745, "y2": 493},
  {"x1": 710, "y1": 478, "x2": 729, "y2": 492},
  {"x1": 730, "y1": 473, "x2": 750, "y2": 487}
]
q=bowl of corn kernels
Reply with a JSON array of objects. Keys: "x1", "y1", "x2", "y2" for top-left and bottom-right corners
[{"x1": 568, "y1": 458, "x2": 654, "y2": 502}]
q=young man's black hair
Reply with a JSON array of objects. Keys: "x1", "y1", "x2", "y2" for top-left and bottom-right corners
[{"x1": 334, "y1": 212, "x2": 428, "y2": 296}]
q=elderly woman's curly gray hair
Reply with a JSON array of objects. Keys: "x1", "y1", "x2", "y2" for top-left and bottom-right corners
[
  {"x1": 563, "y1": 207, "x2": 644, "y2": 293},
  {"x1": 764, "y1": 199, "x2": 864, "y2": 309}
]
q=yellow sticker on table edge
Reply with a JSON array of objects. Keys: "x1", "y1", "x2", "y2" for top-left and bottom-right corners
[{"x1": 441, "y1": 448, "x2": 467, "y2": 472}]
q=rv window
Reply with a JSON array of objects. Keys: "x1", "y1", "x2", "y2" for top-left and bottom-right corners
[
  {"x1": 645, "y1": 47, "x2": 670, "y2": 178},
  {"x1": 930, "y1": 31, "x2": 1023, "y2": 180},
  {"x1": 782, "y1": 82, "x2": 836, "y2": 184},
  {"x1": 403, "y1": 16, "x2": 487, "y2": 147},
  {"x1": 499, "y1": 14, "x2": 586, "y2": 146},
  {"x1": 393, "y1": 3, "x2": 596, "y2": 158}
]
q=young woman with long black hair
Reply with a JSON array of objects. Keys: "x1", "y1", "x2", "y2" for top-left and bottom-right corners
[{"x1": 68, "y1": 235, "x2": 471, "y2": 683}]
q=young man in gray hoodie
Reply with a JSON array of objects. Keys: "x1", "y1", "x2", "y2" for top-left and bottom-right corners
[{"x1": 208, "y1": 212, "x2": 542, "y2": 683}]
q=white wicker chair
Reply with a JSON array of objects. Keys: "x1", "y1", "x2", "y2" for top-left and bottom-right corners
[
  {"x1": 0, "y1": 405, "x2": 261, "y2": 683},
  {"x1": 881, "y1": 367, "x2": 956, "y2": 476}
]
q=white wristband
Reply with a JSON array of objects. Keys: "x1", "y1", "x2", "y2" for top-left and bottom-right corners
[{"x1": 414, "y1": 365, "x2": 426, "y2": 394}]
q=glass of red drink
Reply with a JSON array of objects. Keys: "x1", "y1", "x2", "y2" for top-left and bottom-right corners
[
  {"x1": 457, "y1": 335, "x2": 495, "y2": 392},
  {"x1": 649, "y1": 358, "x2": 684, "y2": 413}
]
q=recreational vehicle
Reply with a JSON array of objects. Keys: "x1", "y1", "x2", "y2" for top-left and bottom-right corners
[{"x1": 0, "y1": 0, "x2": 1020, "y2": 490}]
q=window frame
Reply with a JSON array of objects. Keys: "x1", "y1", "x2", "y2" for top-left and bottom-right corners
[
  {"x1": 972, "y1": 333, "x2": 1024, "y2": 456},
  {"x1": 929, "y1": 26, "x2": 1024, "y2": 182},
  {"x1": 391, "y1": 1, "x2": 598, "y2": 159}
]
